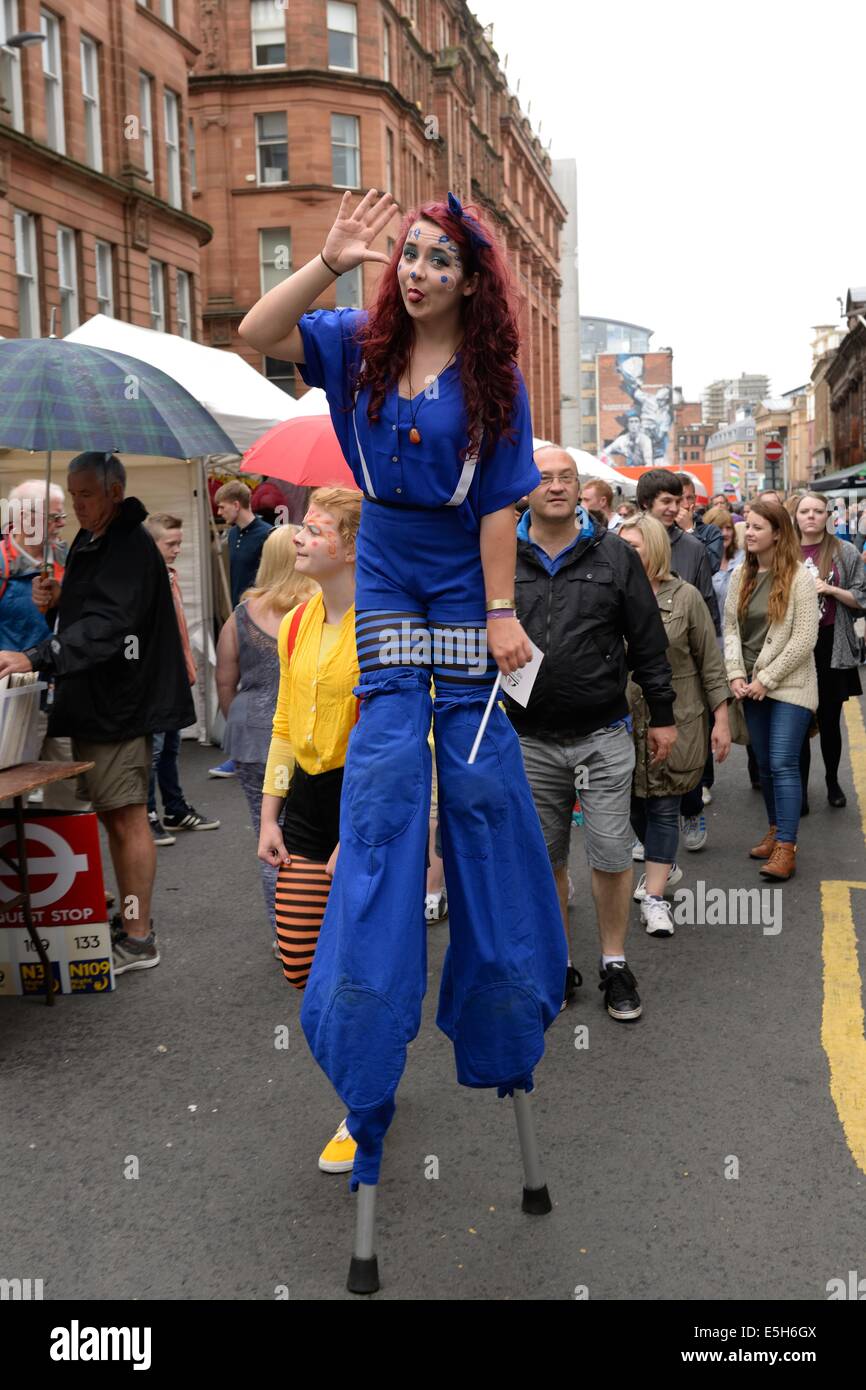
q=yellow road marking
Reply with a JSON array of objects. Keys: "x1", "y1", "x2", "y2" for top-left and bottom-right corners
[
  {"x1": 820, "y1": 881, "x2": 866, "y2": 1175},
  {"x1": 819, "y1": 702, "x2": 866, "y2": 1174},
  {"x1": 845, "y1": 700, "x2": 866, "y2": 845}
]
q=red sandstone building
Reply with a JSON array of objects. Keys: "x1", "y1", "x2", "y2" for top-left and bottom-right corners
[
  {"x1": 0, "y1": 0, "x2": 209, "y2": 341},
  {"x1": 188, "y1": 0, "x2": 565, "y2": 440},
  {"x1": 0, "y1": 1, "x2": 563, "y2": 441}
]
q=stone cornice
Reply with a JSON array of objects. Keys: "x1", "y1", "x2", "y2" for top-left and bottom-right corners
[
  {"x1": 188, "y1": 67, "x2": 429, "y2": 133},
  {"x1": 0, "y1": 126, "x2": 213, "y2": 245}
]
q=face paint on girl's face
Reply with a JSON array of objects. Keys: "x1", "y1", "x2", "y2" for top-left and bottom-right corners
[
  {"x1": 295, "y1": 508, "x2": 342, "y2": 567},
  {"x1": 399, "y1": 223, "x2": 468, "y2": 307}
]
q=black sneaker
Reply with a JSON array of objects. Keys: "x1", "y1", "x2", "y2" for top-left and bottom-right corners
[
  {"x1": 113, "y1": 929, "x2": 160, "y2": 975},
  {"x1": 162, "y1": 805, "x2": 220, "y2": 832},
  {"x1": 560, "y1": 964, "x2": 583, "y2": 1012},
  {"x1": 598, "y1": 961, "x2": 642, "y2": 1021},
  {"x1": 148, "y1": 811, "x2": 176, "y2": 845}
]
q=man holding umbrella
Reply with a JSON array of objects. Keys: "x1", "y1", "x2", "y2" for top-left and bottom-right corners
[{"x1": 0, "y1": 452, "x2": 195, "y2": 975}]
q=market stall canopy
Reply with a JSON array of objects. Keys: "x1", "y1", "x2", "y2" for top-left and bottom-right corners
[
  {"x1": 532, "y1": 439, "x2": 635, "y2": 495},
  {"x1": 66, "y1": 315, "x2": 300, "y2": 454},
  {"x1": 811, "y1": 464, "x2": 866, "y2": 493},
  {"x1": 565, "y1": 449, "x2": 637, "y2": 496}
]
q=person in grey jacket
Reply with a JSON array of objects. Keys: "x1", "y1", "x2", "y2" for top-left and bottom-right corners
[{"x1": 794, "y1": 493, "x2": 866, "y2": 810}]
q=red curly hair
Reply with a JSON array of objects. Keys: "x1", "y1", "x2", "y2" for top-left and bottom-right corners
[{"x1": 343, "y1": 199, "x2": 521, "y2": 464}]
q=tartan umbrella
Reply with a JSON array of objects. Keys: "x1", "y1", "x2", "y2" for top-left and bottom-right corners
[
  {"x1": 0, "y1": 338, "x2": 237, "y2": 457},
  {"x1": 241, "y1": 413, "x2": 355, "y2": 488},
  {"x1": 0, "y1": 336, "x2": 238, "y2": 569}
]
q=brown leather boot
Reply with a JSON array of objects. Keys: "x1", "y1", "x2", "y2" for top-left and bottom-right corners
[
  {"x1": 749, "y1": 825, "x2": 778, "y2": 859},
  {"x1": 760, "y1": 842, "x2": 796, "y2": 880}
]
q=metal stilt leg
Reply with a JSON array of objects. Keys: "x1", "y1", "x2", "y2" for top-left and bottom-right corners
[
  {"x1": 346, "y1": 1182, "x2": 380, "y2": 1294},
  {"x1": 513, "y1": 1088, "x2": 552, "y2": 1215}
]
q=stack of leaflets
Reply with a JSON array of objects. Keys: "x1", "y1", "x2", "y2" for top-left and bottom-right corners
[{"x1": 0, "y1": 673, "x2": 46, "y2": 771}]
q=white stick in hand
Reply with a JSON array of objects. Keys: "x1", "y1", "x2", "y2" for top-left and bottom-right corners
[{"x1": 468, "y1": 673, "x2": 503, "y2": 765}]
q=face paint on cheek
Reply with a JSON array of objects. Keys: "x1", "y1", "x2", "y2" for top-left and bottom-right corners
[{"x1": 439, "y1": 272, "x2": 456, "y2": 291}]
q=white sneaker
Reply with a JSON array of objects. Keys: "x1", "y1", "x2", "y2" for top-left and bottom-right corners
[
  {"x1": 567, "y1": 873, "x2": 575, "y2": 903},
  {"x1": 633, "y1": 862, "x2": 683, "y2": 901},
  {"x1": 632, "y1": 838, "x2": 645, "y2": 862},
  {"x1": 702, "y1": 786, "x2": 713, "y2": 805},
  {"x1": 681, "y1": 814, "x2": 708, "y2": 851},
  {"x1": 642, "y1": 896, "x2": 675, "y2": 936}
]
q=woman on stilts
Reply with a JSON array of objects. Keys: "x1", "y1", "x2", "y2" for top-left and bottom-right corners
[{"x1": 240, "y1": 188, "x2": 566, "y2": 1193}]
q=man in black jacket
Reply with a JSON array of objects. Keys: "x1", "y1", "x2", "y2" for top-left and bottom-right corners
[
  {"x1": 0, "y1": 453, "x2": 195, "y2": 976},
  {"x1": 506, "y1": 448, "x2": 677, "y2": 1023}
]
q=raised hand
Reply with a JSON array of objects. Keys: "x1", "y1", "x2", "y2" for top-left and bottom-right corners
[{"x1": 322, "y1": 189, "x2": 398, "y2": 274}]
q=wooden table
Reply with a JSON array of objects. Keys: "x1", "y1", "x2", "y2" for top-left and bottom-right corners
[{"x1": 0, "y1": 761, "x2": 94, "y2": 1007}]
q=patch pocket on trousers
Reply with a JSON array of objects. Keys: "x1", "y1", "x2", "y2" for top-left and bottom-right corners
[
  {"x1": 438, "y1": 716, "x2": 508, "y2": 859},
  {"x1": 344, "y1": 701, "x2": 424, "y2": 845}
]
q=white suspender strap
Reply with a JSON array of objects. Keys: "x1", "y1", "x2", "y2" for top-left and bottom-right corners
[
  {"x1": 352, "y1": 391, "x2": 377, "y2": 499},
  {"x1": 446, "y1": 425, "x2": 483, "y2": 507}
]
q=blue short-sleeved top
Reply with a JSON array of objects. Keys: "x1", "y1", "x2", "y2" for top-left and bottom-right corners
[{"x1": 295, "y1": 307, "x2": 540, "y2": 532}]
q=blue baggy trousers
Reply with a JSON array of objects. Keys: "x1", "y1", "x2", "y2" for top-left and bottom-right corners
[{"x1": 300, "y1": 501, "x2": 566, "y2": 1187}]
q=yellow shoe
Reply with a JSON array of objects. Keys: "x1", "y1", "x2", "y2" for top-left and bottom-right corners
[{"x1": 318, "y1": 1117, "x2": 357, "y2": 1173}]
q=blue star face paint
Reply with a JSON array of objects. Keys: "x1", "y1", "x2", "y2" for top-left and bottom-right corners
[{"x1": 399, "y1": 222, "x2": 466, "y2": 306}]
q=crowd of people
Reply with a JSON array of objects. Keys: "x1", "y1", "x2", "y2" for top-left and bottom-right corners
[{"x1": 1, "y1": 185, "x2": 864, "y2": 1191}]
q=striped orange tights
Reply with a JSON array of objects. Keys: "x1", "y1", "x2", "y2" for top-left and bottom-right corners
[{"x1": 274, "y1": 856, "x2": 332, "y2": 989}]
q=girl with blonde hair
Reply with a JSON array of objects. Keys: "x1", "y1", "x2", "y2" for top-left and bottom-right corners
[
  {"x1": 618, "y1": 513, "x2": 731, "y2": 937},
  {"x1": 258, "y1": 487, "x2": 364, "y2": 1175},
  {"x1": 216, "y1": 522, "x2": 318, "y2": 945}
]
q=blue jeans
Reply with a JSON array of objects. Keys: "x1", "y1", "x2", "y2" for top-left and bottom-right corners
[
  {"x1": 147, "y1": 729, "x2": 186, "y2": 817},
  {"x1": 743, "y1": 698, "x2": 813, "y2": 844},
  {"x1": 630, "y1": 793, "x2": 681, "y2": 863}
]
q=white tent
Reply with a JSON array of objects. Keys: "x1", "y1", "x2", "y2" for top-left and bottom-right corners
[
  {"x1": 532, "y1": 439, "x2": 636, "y2": 496},
  {"x1": 290, "y1": 385, "x2": 330, "y2": 416},
  {"x1": 66, "y1": 315, "x2": 300, "y2": 453},
  {"x1": 57, "y1": 317, "x2": 312, "y2": 741}
]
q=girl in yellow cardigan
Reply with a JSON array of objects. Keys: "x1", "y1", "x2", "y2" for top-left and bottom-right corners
[{"x1": 259, "y1": 487, "x2": 362, "y2": 1172}]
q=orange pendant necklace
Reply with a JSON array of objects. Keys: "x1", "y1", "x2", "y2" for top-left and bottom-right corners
[{"x1": 403, "y1": 345, "x2": 460, "y2": 445}]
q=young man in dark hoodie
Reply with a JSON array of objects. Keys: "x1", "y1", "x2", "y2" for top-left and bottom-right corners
[
  {"x1": 0, "y1": 453, "x2": 195, "y2": 976},
  {"x1": 506, "y1": 447, "x2": 677, "y2": 1022}
]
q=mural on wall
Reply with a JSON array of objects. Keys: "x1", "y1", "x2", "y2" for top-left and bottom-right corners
[{"x1": 599, "y1": 353, "x2": 675, "y2": 468}]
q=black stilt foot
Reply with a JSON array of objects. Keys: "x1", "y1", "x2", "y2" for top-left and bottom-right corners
[
  {"x1": 347, "y1": 1254, "x2": 380, "y2": 1294},
  {"x1": 522, "y1": 1183, "x2": 552, "y2": 1215}
]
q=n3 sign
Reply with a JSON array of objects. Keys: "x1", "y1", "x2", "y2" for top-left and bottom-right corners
[{"x1": 765, "y1": 441, "x2": 783, "y2": 463}]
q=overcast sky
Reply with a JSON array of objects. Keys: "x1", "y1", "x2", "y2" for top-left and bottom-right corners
[{"x1": 476, "y1": 0, "x2": 864, "y2": 402}]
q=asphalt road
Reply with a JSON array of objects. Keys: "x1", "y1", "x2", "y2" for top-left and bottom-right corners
[{"x1": 3, "y1": 715, "x2": 866, "y2": 1302}]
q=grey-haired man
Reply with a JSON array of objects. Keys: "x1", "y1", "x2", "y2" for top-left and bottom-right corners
[{"x1": 0, "y1": 453, "x2": 195, "y2": 975}]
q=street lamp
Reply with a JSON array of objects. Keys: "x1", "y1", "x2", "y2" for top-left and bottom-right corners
[
  {"x1": 0, "y1": 31, "x2": 46, "y2": 126},
  {"x1": 3, "y1": 32, "x2": 47, "y2": 48}
]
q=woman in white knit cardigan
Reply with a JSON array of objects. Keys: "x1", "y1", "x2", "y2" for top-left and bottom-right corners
[{"x1": 724, "y1": 499, "x2": 819, "y2": 881}]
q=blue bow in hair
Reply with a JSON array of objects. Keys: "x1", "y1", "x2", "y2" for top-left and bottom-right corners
[{"x1": 447, "y1": 191, "x2": 492, "y2": 251}]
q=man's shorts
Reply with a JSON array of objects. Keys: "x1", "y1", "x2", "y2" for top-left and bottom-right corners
[
  {"x1": 518, "y1": 724, "x2": 635, "y2": 873},
  {"x1": 71, "y1": 735, "x2": 153, "y2": 814}
]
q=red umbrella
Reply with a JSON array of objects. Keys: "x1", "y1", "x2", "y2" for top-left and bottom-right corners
[{"x1": 241, "y1": 414, "x2": 355, "y2": 488}]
